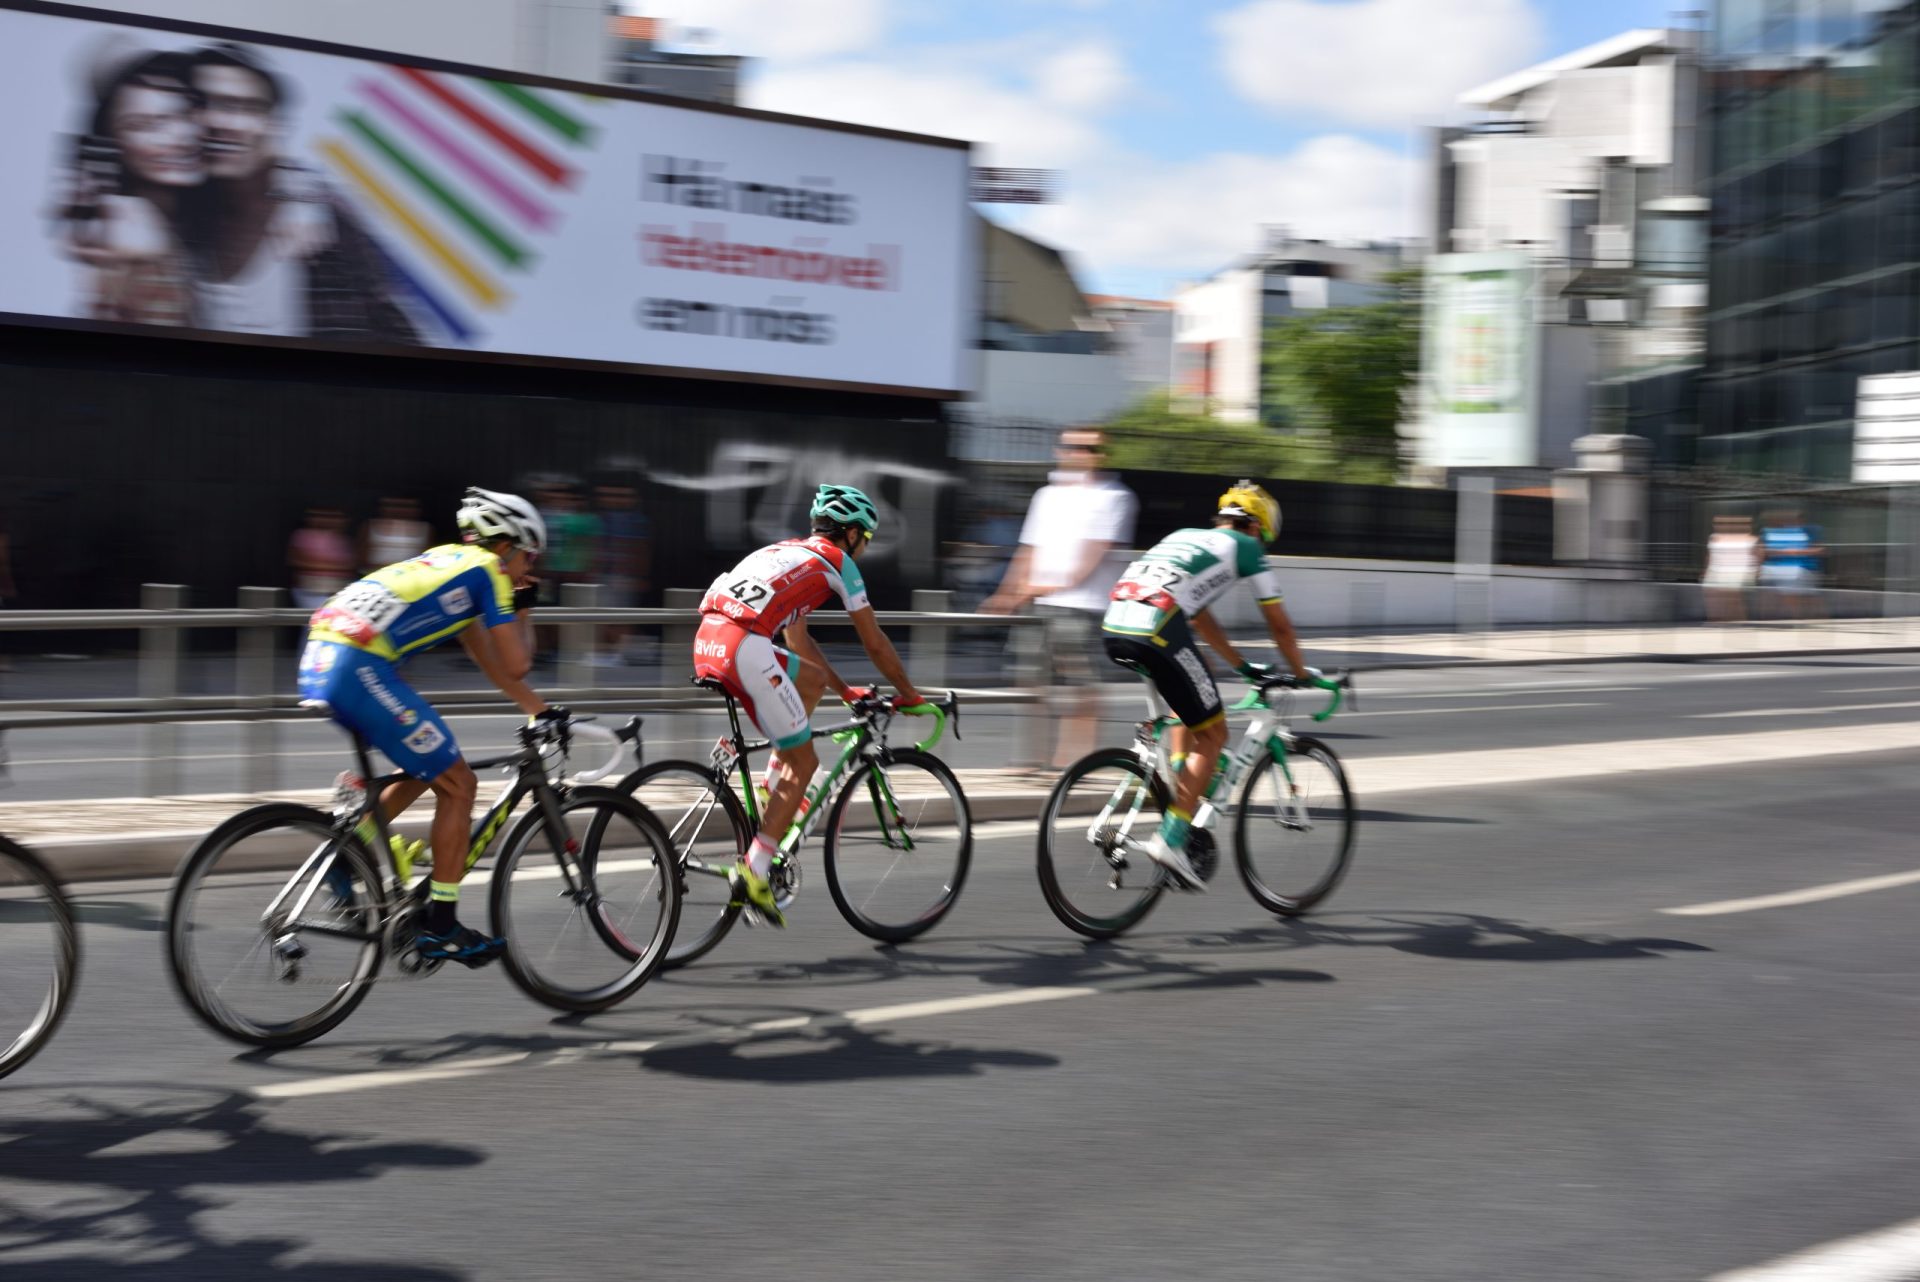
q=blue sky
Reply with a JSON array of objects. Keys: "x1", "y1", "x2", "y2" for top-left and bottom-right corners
[{"x1": 637, "y1": 0, "x2": 1685, "y2": 296}]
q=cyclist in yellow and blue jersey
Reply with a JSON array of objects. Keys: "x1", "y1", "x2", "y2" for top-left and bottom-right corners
[{"x1": 297, "y1": 487, "x2": 553, "y2": 965}]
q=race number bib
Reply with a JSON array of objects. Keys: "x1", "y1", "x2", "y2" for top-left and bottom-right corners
[
  {"x1": 721, "y1": 576, "x2": 776, "y2": 612},
  {"x1": 310, "y1": 581, "x2": 408, "y2": 645},
  {"x1": 1103, "y1": 598, "x2": 1171, "y2": 634}
]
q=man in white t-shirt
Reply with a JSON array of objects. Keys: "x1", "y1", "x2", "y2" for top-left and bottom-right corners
[{"x1": 982, "y1": 428, "x2": 1138, "y2": 767}]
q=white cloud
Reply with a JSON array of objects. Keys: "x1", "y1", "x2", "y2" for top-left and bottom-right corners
[
  {"x1": 1020, "y1": 136, "x2": 1416, "y2": 286},
  {"x1": 1212, "y1": 0, "x2": 1544, "y2": 128},
  {"x1": 644, "y1": 0, "x2": 891, "y2": 61},
  {"x1": 1035, "y1": 40, "x2": 1129, "y2": 111}
]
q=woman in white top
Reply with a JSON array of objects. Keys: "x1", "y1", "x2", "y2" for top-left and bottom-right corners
[{"x1": 1703, "y1": 515, "x2": 1759, "y2": 623}]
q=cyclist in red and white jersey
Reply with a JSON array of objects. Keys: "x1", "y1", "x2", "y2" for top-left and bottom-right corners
[{"x1": 694, "y1": 483, "x2": 928, "y2": 924}]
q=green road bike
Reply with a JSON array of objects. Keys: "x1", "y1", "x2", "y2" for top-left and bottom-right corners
[
  {"x1": 1037, "y1": 671, "x2": 1357, "y2": 939},
  {"x1": 166, "y1": 711, "x2": 680, "y2": 1048},
  {"x1": 0, "y1": 835, "x2": 80, "y2": 1080},
  {"x1": 617, "y1": 682, "x2": 970, "y2": 967}
]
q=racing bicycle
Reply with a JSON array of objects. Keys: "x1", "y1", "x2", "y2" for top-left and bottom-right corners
[
  {"x1": 166, "y1": 709, "x2": 679, "y2": 1048},
  {"x1": 0, "y1": 835, "x2": 80, "y2": 1080},
  {"x1": 1037, "y1": 670, "x2": 1357, "y2": 939},
  {"x1": 617, "y1": 681, "x2": 969, "y2": 966}
]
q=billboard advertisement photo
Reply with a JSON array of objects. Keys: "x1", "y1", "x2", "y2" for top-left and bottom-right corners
[
  {"x1": 1419, "y1": 250, "x2": 1538, "y2": 468},
  {"x1": 0, "y1": 1, "x2": 975, "y2": 395}
]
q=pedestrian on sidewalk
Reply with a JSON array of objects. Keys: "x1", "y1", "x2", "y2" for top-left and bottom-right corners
[
  {"x1": 359, "y1": 496, "x2": 431, "y2": 574},
  {"x1": 1703, "y1": 514, "x2": 1759, "y2": 623},
  {"x1": 1759, "y1": 507, "x2": 1826, "y2": 620},
  {"x1": 982, "y1": 427, "x2": 1138, "y2": 769},
  {"x1": 287, "y1": 506, "x2": 353, "y2": 611}
]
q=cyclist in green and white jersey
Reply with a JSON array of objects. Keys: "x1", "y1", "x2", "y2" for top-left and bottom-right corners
[{"x1": 1101, "y1": 481, "x2": 1336, "y2": 890}]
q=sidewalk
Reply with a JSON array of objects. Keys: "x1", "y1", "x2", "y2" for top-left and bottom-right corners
[{"x1": 1291, "y1": 618, "x2": 1920, "y2": 667}]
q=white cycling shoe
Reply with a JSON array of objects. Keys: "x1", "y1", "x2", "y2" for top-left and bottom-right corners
[{"x1": 1145, "y1": 834, "x2": 1207, "y2": 893}]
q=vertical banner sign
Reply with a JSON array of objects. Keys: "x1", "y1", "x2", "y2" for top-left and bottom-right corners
[
  {"x1": 0, "y1": 1, "x2": 974, "y2": 395},
  {"x1": 1419, "y1": 251, "x2": 1538, "y2": 468}
]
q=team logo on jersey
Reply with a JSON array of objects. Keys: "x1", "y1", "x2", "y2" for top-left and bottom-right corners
[
  {"x1": 439, "y1": 586, "x2": 472, "y2": 614},
  {"x1": 404, "y1": 723, "x2": 446, "y2": 754}
]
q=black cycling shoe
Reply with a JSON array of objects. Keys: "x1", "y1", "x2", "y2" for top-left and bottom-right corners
[{"x1": 414, "y1": 923, "x2": 507, "y2": 968}]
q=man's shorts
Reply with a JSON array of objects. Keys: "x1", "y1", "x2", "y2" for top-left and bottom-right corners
[
  {"x1": 1101, "y1": 610, "x2": 1223, "y2": 729},
  {"x1": 1759, "y1": 563, "x2": 1820, "y2": 595},
  {"x1": 692, "y1": 615, "x2": 811, "y2": 750},
  {"x1": 1034, "y1": 605, "x2": 1107, "y2": 687},
  {"x1": 297, "y1": 639, "x2": 461, "y2": 780}
]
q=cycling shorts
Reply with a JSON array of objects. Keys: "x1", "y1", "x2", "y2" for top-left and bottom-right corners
[
  {"x1": 692, "y1": 615, "x2": 811, "y2": 750},
  {"x1": 297, "y1": 639, "x2": 462, "y2": 781},
  {"x1": 1101, "y1": 610, "x2": 1223, "y2": 729}
]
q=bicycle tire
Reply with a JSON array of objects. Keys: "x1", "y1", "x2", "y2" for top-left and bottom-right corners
[
  {"x1": 823, "y1": 748, "x2": 971, "y2": 944},
  {"x1": 1036, "y1": 748, "x2": 1167, "y2": 940},
  {"x1": 489, "y1": 786, "x2": 680, "y2": 1013},
  {"x1": 1233, "y1": 735, "x2": 1355, "y2": 916},
  {"x1": 0, "y1": 836, "x2": 79, "y2": 1080},
  {"x1": 615, "y1": 760, "x2": 747, "y2": 969},
  {"x1": 165, "y1": 804, "x2": 385, "y2": 1049}
]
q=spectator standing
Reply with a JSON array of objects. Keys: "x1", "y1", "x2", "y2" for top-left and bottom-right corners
[
  {"x1": 1760, "y1": 507, "x2": 1826, "y2": 619},
  {"x1": 287, "y1": 506, "x2": 353, "y2": 610},
  {"x1": 982, "y1": 428, "x2": 1138, "y2": 767},
  {"x1": 592, "y1": 483, "x2": 653, "y2": 665},
  {"x1": 1702, "y1": 514, "x2": 1759, "y2": 623},
  {"x1": 360, "y1": 495, "x2": 431, "y2": 574}
]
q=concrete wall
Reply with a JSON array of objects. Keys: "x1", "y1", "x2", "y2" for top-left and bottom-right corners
[
  {"x1": 63, "y1": 0, "x2": 610, "y2": 81},
  {"x1": 961, "y1": 350, "x2": 1134, "y2": 427}
]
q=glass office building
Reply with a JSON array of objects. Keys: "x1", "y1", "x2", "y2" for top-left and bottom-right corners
[{"x1": 1703, "y1": 0, "x2": 1920, "y2": 478}]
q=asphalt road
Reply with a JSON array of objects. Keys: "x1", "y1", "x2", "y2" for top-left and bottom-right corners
[{"x1": 3, "y1": 659, "x2": 1920, "y2": 1279}]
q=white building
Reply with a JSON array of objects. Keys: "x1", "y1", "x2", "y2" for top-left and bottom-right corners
[
  {"x1": 1426, "y1": 27, "x2": 1705, "y2": 471},
  {"x1": 1173, "y1": 236, "x2": 1412, "y2": 424},
  {"x1": 1088, "y1": 295, "x2": 1175, "y2": 403},
  {"x1": 63, "y1": 0, "x2": 615, "y2": 84}
]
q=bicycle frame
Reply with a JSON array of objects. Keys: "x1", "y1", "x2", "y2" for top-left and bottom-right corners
[{"x1": 1133, "y1": 680, "x2": 1345, "y2": 837}]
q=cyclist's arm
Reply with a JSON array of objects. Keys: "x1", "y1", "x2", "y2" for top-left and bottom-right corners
[
  {"x1": 848, "y1": 606, "x2": 922, "y2": 706},
  {"x1": 1189, "y1": 608, "x2": 1244, "y2": 672},
  {"x1": 783, "y1": 616, "x2": 854, "y2": 695},
  {"x1": 1258, "y1": 598, "x2": 1313, "y2": 680},
  {"x1": 460, "y1": 621, "x2": 548, "y2": 717}
]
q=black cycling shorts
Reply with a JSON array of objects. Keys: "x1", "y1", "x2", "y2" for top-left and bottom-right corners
[{"x1": 1101, "y1": 610, "x2": 1224, "y2": 729}]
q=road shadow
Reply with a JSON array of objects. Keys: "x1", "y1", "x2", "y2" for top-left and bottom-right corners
[
  {"x1": 634, "y1": 1020, "x2": 1058, "y2": 1085},
  {"x1": 0, "y1": 1085, "x2": 480, "y2": 1279},
  {"x1": 73, "y1": 898, "x2": 166, "y2": 934},
  {"x1": 1178, "y1": 911, "x2": 1712, "y2": 963},
  {"x1": 1351, "y1": 809, "x2": 1488, "y2": 826}
]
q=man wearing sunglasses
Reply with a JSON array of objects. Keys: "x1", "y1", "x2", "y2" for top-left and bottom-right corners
[
  {"x1": 296, "y1": 486, "x2": 550, "y2": 966},
  {"x1": 694, "y1": 482, "x2": 929, "y2": 925}
]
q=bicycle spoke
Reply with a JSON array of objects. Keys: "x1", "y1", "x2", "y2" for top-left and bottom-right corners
[{"x1": 824, "y1": 753, "x2": 969, "y2": 942}]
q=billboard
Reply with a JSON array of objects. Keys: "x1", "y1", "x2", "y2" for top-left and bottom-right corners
[
  {"x1": 1418, "y1": 251, "x2": 1538, "y2": 468},
  {"x1": 0, "y1": 1, "x2": 975, "y2": 396}
]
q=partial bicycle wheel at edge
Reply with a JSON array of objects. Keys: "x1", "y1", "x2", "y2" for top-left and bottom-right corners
[
  {"x1": 616, "y1": 760, "x2": 748, "y2": 969},
  {"x1": 165, "y1": 804, "x2": 385, "y2": 1049},
  {"x1": 823, "y1": 749, "x2": 971, "y2": 944},
  {"x1": 1233, "y1": 735, "x2": 1355, "y2": 916},
  {"x1": 489, "y1": 786, "x2": 680, "y2": 1013},
  {"x1": 1036, "y1": 748, "x2": 1167, "y2": 940},
  {"x1": 0, "y1": 836, "x2": 79, "y2": 1080}
]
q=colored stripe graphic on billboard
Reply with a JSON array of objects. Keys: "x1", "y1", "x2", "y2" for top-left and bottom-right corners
[{"x1": 321, "y1": 67, "x2": 599, "y2": 341}]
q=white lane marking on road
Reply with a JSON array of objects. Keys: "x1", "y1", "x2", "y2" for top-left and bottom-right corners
[
  {"x1": 1346, "y1": 701, "x2": 1601, "y2": 719},
  {"x1": 1352, "y1": 685, "x2": 1647, "y2": 700},
  {"x1": 1705, "y1": 1214, "x2": 1920, "y2": 1280},
  {"x1": 252, "y1": 1053, "x2": 531, "y2": 1099},
  {"x1": 1690, "y1": 700, "x2": 1920, "y2": 720},
  {"x1": 1662, "y1": 868, "x2": 1920, "y2": 917},
  {"x1": 1834, "y1": 683, "x2": 1920, "y2": 693},
  {"x1": 247, "y1": 987, "x2": 1102, "y2": 1100}
]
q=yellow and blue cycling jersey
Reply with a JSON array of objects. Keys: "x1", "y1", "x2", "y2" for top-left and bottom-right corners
[{"x1": 307, "y1": 543, "x2": 515, "y2": 663}]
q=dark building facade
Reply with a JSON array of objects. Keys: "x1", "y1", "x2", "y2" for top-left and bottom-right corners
[{"x1": 1703, "y1": 0, "x2": 1920, "y2": 479}]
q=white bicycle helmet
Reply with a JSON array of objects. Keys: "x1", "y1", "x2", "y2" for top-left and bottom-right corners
[{"x1": 457, "y1": 486, "x2": 547, "y2": 554}]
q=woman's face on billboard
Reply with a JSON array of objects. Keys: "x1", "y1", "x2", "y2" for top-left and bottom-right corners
[{"x1": 109, "y1": 81, "x2": 204, "y2": 188}]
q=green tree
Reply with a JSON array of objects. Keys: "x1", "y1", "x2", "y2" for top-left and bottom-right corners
[
  {"x1": 1260, "y1": 269, "x2": 1421, "y2": 452},
  {"x1": 1102, "y1": 391, "x2": 1397, "y2": 485}
]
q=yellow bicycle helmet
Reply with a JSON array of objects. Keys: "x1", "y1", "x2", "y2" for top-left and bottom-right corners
[{"x1": 1218, "y1": 480, "x2": 1281, "y2": 543}]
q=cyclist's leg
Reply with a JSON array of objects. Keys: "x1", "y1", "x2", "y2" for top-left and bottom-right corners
[
  {"x1": 1101, "y1": 619, "x2": 1221, "y2": 888},
  {"x1": 733, "y1": 638, "x2": 814, "y2": 847}
]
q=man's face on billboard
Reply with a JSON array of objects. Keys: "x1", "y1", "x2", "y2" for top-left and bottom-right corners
[{"x1": 195, "y1": 64, "x2": 277, "y2": 179}]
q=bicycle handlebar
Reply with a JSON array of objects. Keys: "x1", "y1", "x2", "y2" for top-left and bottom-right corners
[
  {"x1": 898, "y1": 692, "x2": 960, "y2": 752},
  {"x1": 568, "y1": 722, "x2": 627, "y2": 784},
  {"x1": 1230, "y1": 670, "x2": 1353, "y2": 722}
]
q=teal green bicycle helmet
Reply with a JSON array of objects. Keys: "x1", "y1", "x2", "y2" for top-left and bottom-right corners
[{"x1": 809, "y1": 483, "x2": 879, "y2": 534}]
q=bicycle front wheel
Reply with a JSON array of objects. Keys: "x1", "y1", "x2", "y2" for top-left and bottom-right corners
[
  {"x1": 1037, "y1": 749, "x2": 1167, "y2": 939},
  {"x1": 490, "y1": 787, "x2": 680, "y2": 1012},
  {"x1": 165, "y1": 804, "x2": 385, "y2": 1049},
  {"x1": 617, "y1": 760, "x2": 748, "y2": 969},
  {"x1": 823, "y1": 749, "x2": 971, "y2": 943},
  {"x1": 1234, "y1": 735, "x2": 1355, "y2": 916},
  {"x1": 0, "y1": 837, "x2": 79, "y2": 1080}
]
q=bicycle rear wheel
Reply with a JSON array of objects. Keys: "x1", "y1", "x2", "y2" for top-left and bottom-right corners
[
  {"x1": 617, "y1": 761, "x2": 747, "y2": 969},
  {"x1": 1234, "y1": 735, "x2": 1355, "y2": 916},
  {"x1": 822, "y1": 749, "x2": 971, "y2": 943},
  {"x1": 0, "y1": 837, "x2": 79, "y2": 1080},
  {"x1": 490, "y1": 787, "x2": 680, "y2": 1012},
  {"x1": 165, "y1": 804, "x2": 384, "y2": 1049},
  {"x1": 1037, "y1": 749, "x2": 1167, "y2": 940}
]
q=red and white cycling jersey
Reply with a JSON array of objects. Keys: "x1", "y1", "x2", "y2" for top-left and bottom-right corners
[{"x1": 698, "y1": 536, "x2": 870, "y2": 636}]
